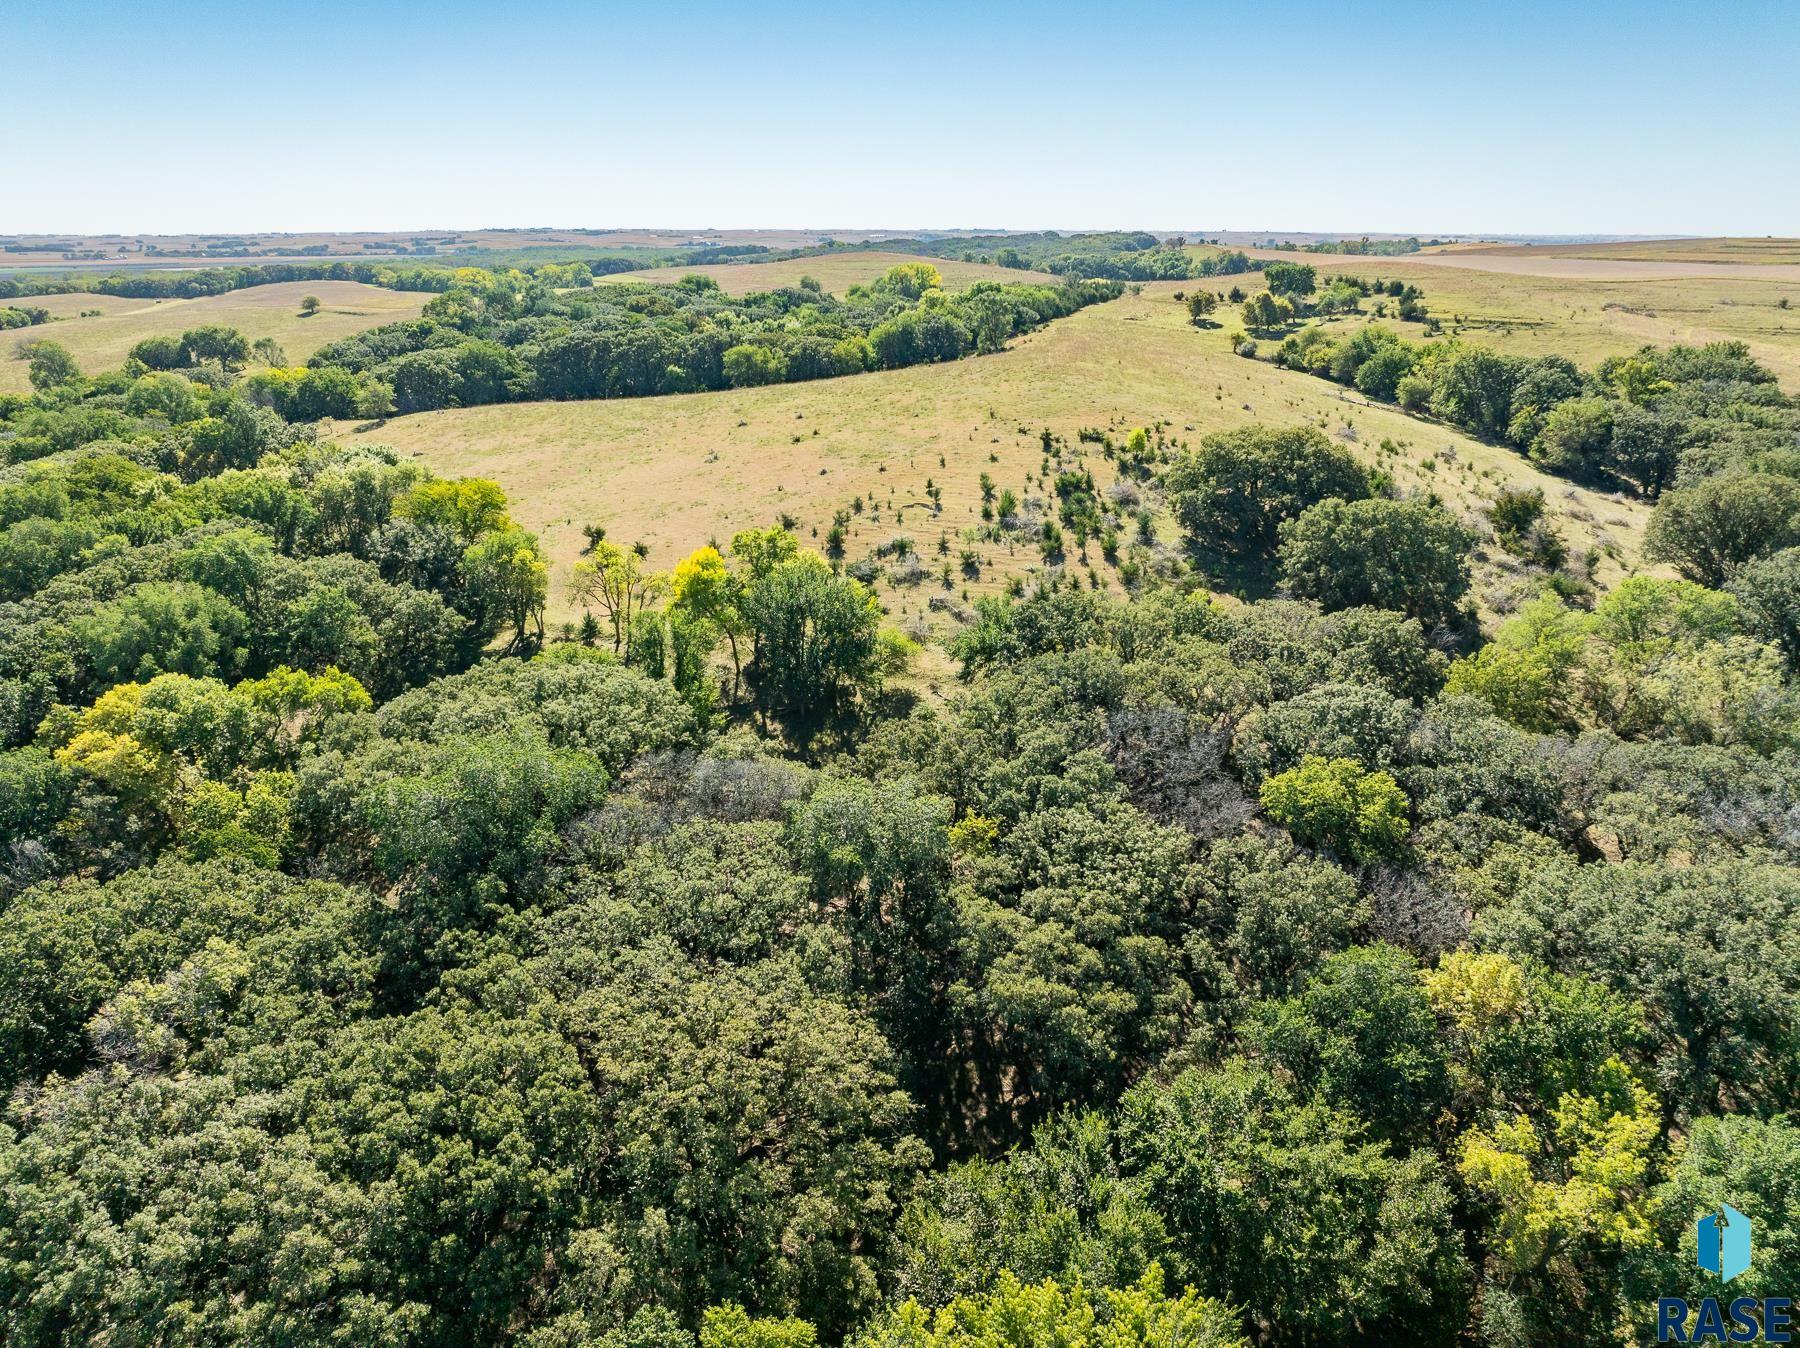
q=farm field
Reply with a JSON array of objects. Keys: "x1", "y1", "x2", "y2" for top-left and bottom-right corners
[
  {"x1": 597, "y1": 249, "x2": 1056, "y2": 294},
  {"x1": 0, "y1": 280, "x2": 429, "y2": 392},
  {"x1": 341, "y1": 279, "x2": 1656, "y2": 632},
  {"x1": 1435, "y1": 236, "x2": 1800, "y2": 265}
]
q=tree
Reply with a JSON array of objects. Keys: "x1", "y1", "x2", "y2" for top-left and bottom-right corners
[
  {"x1": 858, "y1": 1267, "x2": 1247, "y2": 1348},
  {"x1": 568, "y1": 540, "x2": 666, "y2": 656},
  {"x1": 741, "y1": 554, "x2": 881, "y2": 748},
  {"x1": 1186, "y1": 290, "x2": 1217, "y2": 323},
  {"x1": 1247, "y1": 943, "x2": 1450, "y2": 1148},
  {"x1": 1424, "y1": 950, "x2": 1638, "y2": 1121},
  {"x1": 1260, "y1": 755, "x2": 1410, "y2": 863},
  {"x1": 1457, "y1": 1058, "x2": 1659, "y2": 1341},
  {"x1": 1263, "y1": 262, "x2": 1317, "y2": 298},
  {"x1": 1163, "y1": 425, "x2": 1369, "y2": 557},
  {"x1": 1529, "y1": 396, "x2": 1613, "y2": 474},
  {"x1": 724, "y1": 343, "x2": 788, "y2": 387},
  {"x1": 179, "y1": 324, "x2": 251, "y2": 372},
  {"x1": 1277, "y1": 496, "x2": 1473, "y2": 627},
  {"x1": 1118, "y1": 1060, "x2": 1468, "y2": 1344},
  {"x1": 1472, "y1": 856, "x2": 1800, "y2": 1121},
  {"x1": 1730, "y1": 546, "x2": 1800, "y2": 670},
  {"x1": 951, "y1": 796, "x2": 1210, "y2": 1127},
  {"x1": 1601, "y1": 402, "x2": 1679, "y2": 498},
  {"x1": 299, "y1": 294, "x2": 322, "y2": 316},
  {"x1": 1431, "y1": 345, "x2": 1518, "y2": 439},
  {"x1": 1644, "y1": 472, "x2": 1800, "y2": 586},
  {"x1": 1442, "y1": 596, "x2": 1590, "y2": 733},
  {"x1": 672, "y1": 544, "x2": 746, "y2": 700},
  {"x1": 124, "y1": 371, "x2": 203, "y2": 424},
  {"x1": 250, "y1": 335, "x2": 287, "y2": 366},
  {"x1": 1241, "y1": 291, "x2": 1284, "y2": 333},
  {"x1": 128, "y1": 333, "x2": 186, "y2": 370},
  {"x1": 72, "y1": 582, "x2": 251, "y2": 690},
  {"x1": 892, "y1": 1112, "x2": 1172, "y2": 1305},
  {"x1": 461, "y1": 526, "x2": 548, "y2": 651},
  {"x1": 399, "y1": 477, "x2": 511, "y2": 543},
  {"x1": 1353, "y1": 343, "x2": 1415, "y2": 400},
  {"x1": 1637, "y1": 1114, "x2": 1800, "y2": 1312},
  {"x1": 547, "y1": 961, "x2": 928, "y2": 1333},
  {"x1": 880, "y1": 262, "x2": 943, "y2": 299},
  {"x1": 25, "y1": 339, "x2": 80, "y2": 391}
]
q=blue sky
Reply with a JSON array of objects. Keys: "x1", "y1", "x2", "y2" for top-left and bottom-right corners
[{"x1": 10, "y1": 0, "x2": 1797, "y2": 236}]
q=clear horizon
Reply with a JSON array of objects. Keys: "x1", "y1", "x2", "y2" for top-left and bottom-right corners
[{"x1": 11, "y1": 0, "x2": 1799, "y2": 236}]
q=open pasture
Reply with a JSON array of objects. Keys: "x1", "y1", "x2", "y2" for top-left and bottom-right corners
[
  {"x1": 341, "y1": 280, "x2": 1654, "y2": 628},
  {"x1": 0, "y1": 280, "x2": 430, "y2": 392},
  {"x1": 1213, "y1": 247, "x2": 1800, "y2": 390}
]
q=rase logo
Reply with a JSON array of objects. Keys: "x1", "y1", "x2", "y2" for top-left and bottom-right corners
[{"x1": 1658, "y1": 1204, "x2": 1793, "y2": 1343}]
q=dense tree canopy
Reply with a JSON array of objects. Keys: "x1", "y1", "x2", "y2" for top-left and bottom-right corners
[{"x1": 2, "y1": 322, "x2": 1798, "y2": 1348}]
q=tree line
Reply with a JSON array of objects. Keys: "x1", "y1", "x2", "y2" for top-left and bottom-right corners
[
  {"x1": 272, "y1": 264, "x2": 1121, "y2": 416},
  {"x1": 0, "y1": 244, "x2": 770, "y2": 303}
]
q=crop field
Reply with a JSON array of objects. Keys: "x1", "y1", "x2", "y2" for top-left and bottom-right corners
[
  {"x1": 1437, "y1": 236, "x2": 1800, "y2": 266},
  {"x1": 0, "y1": 280, "x2": 429, "y2": 392},
  {"x1": 341, "y1": 278, "x2": 1656, "y2": 637},
  {"x1": 597, "y1": 249, "x2": 1056, "y2": 294}
]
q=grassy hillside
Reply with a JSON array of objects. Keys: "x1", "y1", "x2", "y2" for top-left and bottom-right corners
[
  {"x1": 1, "y1": 280, "x2": 430, "y2": 392},
  {"x1": 341, "y1": 281, "x2": 1653, "y2": 631},
  {"x1": 596, "y1": 250, "x2": 1056, "y2": 295},
  {"x1": 1208, "y1": 248, "x2": 1800, "y2": 389}
]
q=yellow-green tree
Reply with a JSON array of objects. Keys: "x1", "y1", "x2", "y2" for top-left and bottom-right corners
[
  {"x1": 569, "y1": 540, "x2": 666, "y2": 657},
  {"x1": 1457, "y1": 1057, "x2": 1660, "y2": 1332}
]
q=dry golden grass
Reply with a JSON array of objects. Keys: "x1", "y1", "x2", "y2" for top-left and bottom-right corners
[
  {"x1": 0, "y1": 281, "x2": 430, "y2": 393},
  {"x1": 596, "y1": 250, "x2": 1055, "y2": 295},
  {"x1": 7, "y1": 293, "x2": 148, "y2": 319},
  {"x1": 338, "y1": 282, "x2": 1655, "y2": 630},
  {"x1": 1205, "y1": 250, "x2": 1800, "y2": 390}
]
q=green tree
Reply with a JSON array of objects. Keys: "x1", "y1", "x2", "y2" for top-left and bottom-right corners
[
  {"x1": 1260, "y1": 755, "x2": 1410, "y2": 863},
  {"x1": 856, "y1": 1267, "x2": 1246, "y2": 1348},
  {"x1": 1247, "y1": 943, "x2": 1450, "y2": 1148},
  {"x1": 1163, "y1": 425, "x2": 1369, "y2": 557},
  {"x1": 1431, "y1": 345, "x2": 1518, "y2": 439},
  {"x1": 1636, "y1": 1114, "x2": 1800, "y2": 1313},
  {"x1": 1729, "y1": 546, "x2": 1800, "y2": 670},
  {"x1": 893, "y1": 1111, "x2": 1171, "y2": 1305},
  {"x1": 723, "y1": 343, "x2": 789, "y2": 387},
  {"x1": 1529, "y1": 396, "x2": 1613, "y2": 474},
  {"x1": 461, "y1": 526, "x2": 548, "y2": 650},
  {"x1": 1644, "y1": 472, "x2": 1800, "y2": 587},
  {"x1": 1472, "y1": 856, "x2": 1800, "y2": 1121},
  {"x1": 72, "y1": 581, "x2": 251, "y2": 690},
  {"x1": 1277, "y1": 496, "x2": 1473, "y2": 627},
  {"x1": 1118, "y1": 1060, "x2": 1468, "y2": 1344},
  {"x1": 25, "y1": 339, "x2": 80, "y2": 391},
  {"x1": 1262, "y1": 262, "x2": 1317, "y2": 298},
  {"x1": 741, "y1": 554, "x2": 881, "y2": 747},
  {"x1": 179, "y1": 324, "x2": 251, "y2": 372}
]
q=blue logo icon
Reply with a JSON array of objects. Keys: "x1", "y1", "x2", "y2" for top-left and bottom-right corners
[{"x1": 1700, "y1": 1204, "x2": 1753, "y2": 1284}]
